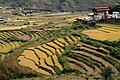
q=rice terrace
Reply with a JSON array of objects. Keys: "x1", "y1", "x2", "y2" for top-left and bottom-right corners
[
  {"x1": 0, "y1": 1, "x2": 120, "y2": 80},
  {"x1": 83, "y1": 23, "x2": 120, "y2": 41}
]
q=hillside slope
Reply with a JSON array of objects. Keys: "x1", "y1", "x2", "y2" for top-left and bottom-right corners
[{"x1": 0, "y1": 0, "x2": 120, "y2": 11}]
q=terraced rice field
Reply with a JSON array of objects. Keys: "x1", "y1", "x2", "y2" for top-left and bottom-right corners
[
  {"x1": 67, "y1": 41, "x2": 120, "y2": 80},
  {"x1": 0, "y1": 30, "x2": 49, "y2": 61},
  {"x1": 0, "y1": 25, "x2": 28, "y2": 31},
  {"x1": 18, "y1": 36, "x2": 80, "y2": 75},
  {"x1": 0, "y1": 41, "x2": 23, "y2": 53},
  {"x1": 0, "y1": 30, "x2": 48, "y2": 50},
  {"x1": 1, "y1": 12, "x2": 120, "y2": 79},
  {"x1": 82, "y1": 23, "x2": 120, "y2": 41}
]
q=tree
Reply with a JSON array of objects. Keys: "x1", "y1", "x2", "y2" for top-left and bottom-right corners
[
  {"x1": 101, "y1": 67, "x2": 113, "y2": 80},
  {"x1": 88, "y1": 21, "x2": 96, "y2": 27},
  {"x1": 109, "y1": 4, "x2": 120, "y2": 14}
]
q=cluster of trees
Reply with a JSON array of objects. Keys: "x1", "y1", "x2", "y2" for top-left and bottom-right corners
[
  {"x1": 101, "y1": 67, "x2": 113, "y2": 80},
  {"x1": 72, "y1": 21, "x2": 100, "y2": 30},
  {"x1": 109, "y1": 4, "x2": 120, "y2": 14}
]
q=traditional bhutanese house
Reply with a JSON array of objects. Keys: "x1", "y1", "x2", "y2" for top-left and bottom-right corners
[{"x1": 92, "y1": 7, "x2": 110, "y2": 20}]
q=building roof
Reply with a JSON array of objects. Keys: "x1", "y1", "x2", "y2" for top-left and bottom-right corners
[
  {"x1": 88, "y1": 13, "x2": 94, "y2": 16},
  {"x1": 92, "y1": 7, "x2": 110, "y2": 12},
  {"x1": 113, "y1": 12, "x2": 119, "y2": 13}
]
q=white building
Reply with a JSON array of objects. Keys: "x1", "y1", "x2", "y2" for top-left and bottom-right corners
[
  {"x1": 112, "y1": 12, "x2": 120, "y2": 19},
  {"x1": 92, "y1": 7, "x2": 110, "y2": 20}
]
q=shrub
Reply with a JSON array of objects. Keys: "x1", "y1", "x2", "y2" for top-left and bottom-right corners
[
  {"x1": 47, "y1": 77, "x2": 54, "y2": 80},
  {"x1": 48, "y1": 22, "x2": 53, "y2": 24},
  {"x1": 40, "y1": 35, "x2": 47, "y2": 40},
  {"x1": 102, "y1": 40, "x2": 120, "y2": 47},
  {"x1": 116, "y1": 65, "x2": 120, "y2": 72},
  {"x1": 12, "y1": 23, "x2": 15, "y2": 26},
  {"x1": 33, "y1": 23, "x2": 38, "y2": 25},
  {"x1": 62, "y1": 49, "x2": 71, "y2": 56},
  {"x1": 62, "y1": 68, "x2": 81, "y2": 75},
  {"x1": 59, "y1": 56, "x2": 69, "y2": 69},
  {"x1": 24, "y1": 22, "x2": 30, "y2": 25},
  {"x1": 101, "y1": 67, "x2": 113, "y2": 80},
  {"x1": 17, "y1": 18, "x2": 20, "y2": 20},
  {"x1": 88, "y1": 21, "x2": 96, "y2": 27},
  {"x1": 70, "y1": 25, "x2": 77, "y2": 30}
]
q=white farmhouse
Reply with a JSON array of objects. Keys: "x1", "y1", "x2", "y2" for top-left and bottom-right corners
[{"x1": 112, "y1": 12, "x2": 120, "y2": 19}]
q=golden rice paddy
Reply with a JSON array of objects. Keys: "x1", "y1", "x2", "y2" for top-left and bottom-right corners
[
  {"x1": 22, "y1": 50, "x2": 39, "y2": 64},
  {"x1": 52, "y1": 54, "x2": 63, "y2": 70},
  {"x1": 18, "y1": 56, "x2": 50, "y2": 75},
  {"x1": 42, "y1": 44, "x2": 56, "y2": 53},
  {"x1": 57, "y1": 38, "x2": 69, "y2": 46},
  {"x1": 0, "y1": 42, "x2": 22, "y2": 53},
  {"x1": 40, "y1": 59, "x2": 56, "y2": 73},
  {"x1": 47, "y1": 42, "x2": 62, "y2": 51},
  {"x1": 18, "y1": 36, "x2": 80, "y2": 75},
  {"x1": 54, "y1": 40, "x2": 65, "y2": 47},
  {"x1": 71, "y1": 36, "x2": 78, "y2": 41},
  {"x1": 34, "y1": 49, "x2": 48, "y2": 59},
  {"x1": 36, "y1": 45, "x2": 53, "y2": 55},
  {"x1": 82, "y1": 23, "x2": 120, "y2": 41},
  {"x1": 66, "y1": 36, "x2": 74, "y2": 44},
  {"x1": 46, "y1": 57, "x2": 54, "y2": 66},
  {"x1": 0, "y1": 25, "x2": 28, "y2": 31}
]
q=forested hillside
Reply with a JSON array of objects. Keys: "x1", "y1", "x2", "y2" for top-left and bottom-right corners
[{"x1": 0, "y1": 0, "x2": 120, "y2": 11}]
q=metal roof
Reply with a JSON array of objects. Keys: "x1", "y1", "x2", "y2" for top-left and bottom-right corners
[{"x1": 92, "y1": 7, "x2": 110, "y2": 12}]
